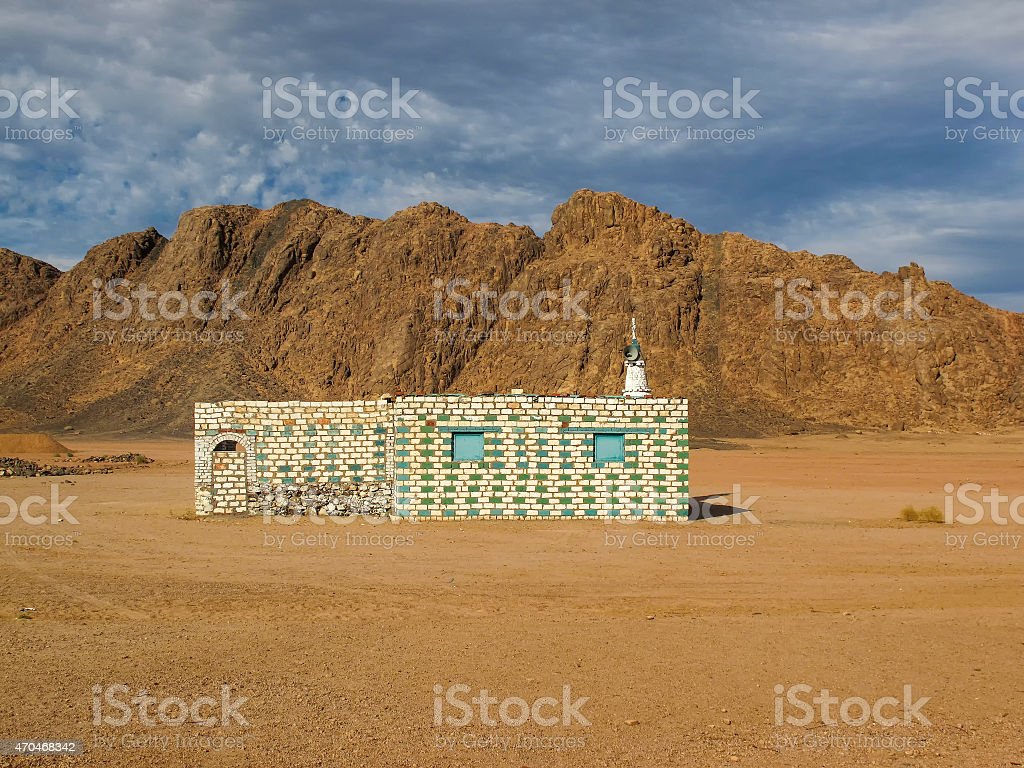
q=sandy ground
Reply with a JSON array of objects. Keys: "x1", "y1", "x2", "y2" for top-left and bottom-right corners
[{"x1": 1, "y1": 431, "x2": 1023, "y2": 767}]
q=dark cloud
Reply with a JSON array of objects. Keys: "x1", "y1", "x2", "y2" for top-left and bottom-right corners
[{"x1": 0, "y1": 0, "x2": 1021, "y2": 309}]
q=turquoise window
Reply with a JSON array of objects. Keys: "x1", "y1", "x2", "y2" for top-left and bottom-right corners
[
  {"x1": 593, "y1": 433, "x2": 625, "y2": 463},
  {"x1": 452, "y1": 431, "x2": 485, "y2": 461}
]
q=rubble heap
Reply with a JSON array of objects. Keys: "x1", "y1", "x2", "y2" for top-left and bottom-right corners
[{"x1": 254, "y1": 481, "x2": 392, "y2": 517}]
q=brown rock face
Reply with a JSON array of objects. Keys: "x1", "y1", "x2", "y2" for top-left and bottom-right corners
[
  {"x1": 0, "y1": 189, "x2": 1020, "y2": 435},
  {"x1": 0, "y1": 248, "x2": 61, "y2": 329}
]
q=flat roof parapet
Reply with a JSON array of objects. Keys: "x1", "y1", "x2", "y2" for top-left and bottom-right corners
[{"x1": 196, "y1": 393, "x2": 687, "y2": 410}]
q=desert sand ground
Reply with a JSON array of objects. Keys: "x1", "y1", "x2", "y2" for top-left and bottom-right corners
[{"x1": 1, "y1": 431, "x2": 1023, "y2": 767}]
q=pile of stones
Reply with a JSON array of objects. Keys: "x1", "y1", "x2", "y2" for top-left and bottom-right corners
[
  {"x1": 0, "y1": 453, "x2": 155, "y2": 477},
  {"x1": 0, "y1": 457, "x2": 88, "y2": 477},
  {"x1": 82, "y1": 453, "x2": 153, "y2": 464},
  {"x1": 255, "y1": 481, "x2": 393, "y2": 517}
]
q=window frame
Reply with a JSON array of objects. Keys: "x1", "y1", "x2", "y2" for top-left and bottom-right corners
[
  {"x1": 451, "y1": 430, "x2": 485, "y2": 462},
  {"x1": 593, "y1": 432, "x2": 625, "y2": 464}
]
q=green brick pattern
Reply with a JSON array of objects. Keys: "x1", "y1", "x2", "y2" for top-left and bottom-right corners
[{"x1": 392, "y1": 395, "x2": 688, "y2": 519}]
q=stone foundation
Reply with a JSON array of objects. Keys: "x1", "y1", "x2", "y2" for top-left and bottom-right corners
[{"x1": 254, "y1": 481, "x2": 393, "y2": 516}]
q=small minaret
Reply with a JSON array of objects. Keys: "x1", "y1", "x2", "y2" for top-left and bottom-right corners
[{"x1": 622, "y1": 317, "x2": 651, "y2": 398}]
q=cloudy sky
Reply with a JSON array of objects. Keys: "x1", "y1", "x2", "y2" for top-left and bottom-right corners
[{"x1": 1, "y1": 0, "x2": 1022, "y2": 310}]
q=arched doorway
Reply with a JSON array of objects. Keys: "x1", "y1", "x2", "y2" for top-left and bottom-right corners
[{"x1": 195, "y1": 432, "x2": 256, "y2": 515}]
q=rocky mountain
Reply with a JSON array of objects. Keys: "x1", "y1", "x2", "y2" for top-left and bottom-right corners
[
  {"x1": 0, "y1": 190, "x2": 1020, "y2": 436},
  {"x1": 0, "y1": 248, "x2": 62, "y2": 329}
]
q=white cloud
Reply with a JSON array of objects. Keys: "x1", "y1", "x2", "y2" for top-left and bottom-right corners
[{"x1": 755, "y1": 187, "x2": 1024, "y2": 309}]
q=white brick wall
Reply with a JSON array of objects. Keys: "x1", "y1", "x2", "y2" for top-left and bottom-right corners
[{"x1": 193, "y1": 395, "x2": 688, "y2": 519}]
